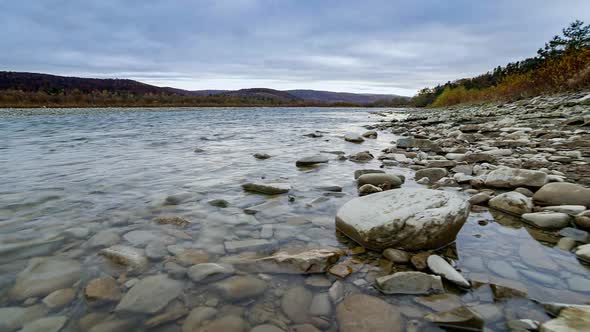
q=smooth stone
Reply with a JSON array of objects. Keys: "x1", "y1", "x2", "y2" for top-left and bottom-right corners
[
  {"x1": 522, "y1": 212, "x2": 572, "y2": 229},
  {"x1": 144, "y1": 300, "x2": 188, "y2": 328},
  {"x1": 557, "y1": 237, "x2": 577, "y2": 251},
  {"x1": 362, "y1": 130, "x2": 377, "y2": 138},
  {"x1": 415, "y1": 168, "x2": 448, "y2": 183},
  {"x1": 195, "y1": 316, "x2": 246, "y2": 332},
  {"x1": 42, "y1": 288, "x2": 76, "y2": 309},
  {"x1": 357, "y1": 173, "x2": 403, "y2": 189},
  {"x1": 305, "y1": 275, "x2": 332, "y2": 288},
  {"x1": 123, "y1": 230, "x2": 172, "y2": 247},
  {"x1": 99, "y1": 245, "x2": 148, "y2": 271},
  {"x1": 208, "y1": 199, "x2": 229, "y2": 208},
  {"x1": 87, "y1": 319, "x2": 134, "y2": 332},
  {"x1": 146, "y1": 241, "x2": 169, "y2": 260},
  {"x1": 87, "y1": 230, "x2": 120, "y2": 248},
  {"x1": 0, "y1": 305, "x2": 48, "y2": 331},
  {"x1": 164, "y1": 261, "x2": 187, "y2": 279},
  {"x1": 253, "y1": 153, "x2": 271, "y2": 160},
  {"x1": 309, "y1": 293, "x2": 332, "y2": 316},
  {"x1": 182, "y1": 307, "x2": 218, "y2": 332},
  {"x1": 224, "y1": 239, "x2": 276, "y2": 253},
  {"x1": 296, "y1": 155, "x2": 329, "y2": 167},
  {"x1": 427, "y1": 255, "x2": 470, "y2": 288},
  {"x1": 251, "y1": 325, "x2": 285, "y2": 332},
  {"x1": 243, "y1": 200, "x2": 283, "y2": 215},
  {"x1": 358, "y1": 184, "x2": 382, "y2": 196},
  {"x1": 281, "y1": 286, "x2": 313, "y2": 323},
  {"x1": 515, "y1": 187, "x2": 535, "y2": 197},
  {"x1": 575, "y1": 244, "x2": 590, "y2": 261},
  {"x1": 336, "y1": 293, "x2": 403, "y2": 332},
  {"x1": 567, "y1": 275, "x2": 590, "y2": 292},
  {"x1": 84, "y1": 276, "x2": 122, "y2": 304},
  {"x1": 383, "y1": 248, "x2": 410, "y2": 263},
  {"x1": 344, "y1": 133, "x2": 364, "y2": 143},
  {"x1": 349, "y1": 151, "x2": 374, "y2": 162},
  {"x1": 328, "y1": 281, "x2": 344, "y2": 303},
  {"x1": 19, "y1": 316, "x2": 67, "y2": 332},
  {"x1": 396, "y1": 137, "x2": 440, "y2": 151},
  {"x1": 558, "y1": 227, "x2": 588, "y2": 242},
  {"x1": 353, "y1": 169, "x2": 384, "y2": 179},
  {"x1": 188, "y1": 263, "x2": 235, "y2": 283},
  {"x1": 542, "y1": 205, "x2": 587, "y2": 215},
  {"x1": 425, "y1": 306, "x2": 484, "y2": 331},
  {"x1": 469, "y1": 192, "x2": 491, "y2": 205},
  {"x1": 484, "y1": 167, "x2": 548, "y2": 188},
  {"x1": 375, "y1": 271, "x2": 444, "y2": 295},
  {"x1": 533, "y1": 182, "x2": 590, "y2": 208},
  {"x1": 212, "y1": 276, "x2": 266, "y2": 301},
  {"x1": 65, "y1": 227, "x2": 90, "y2": 239},
  {"x1": 242, "y1": 182, "x2": 291, "y2": 195},
  {"x1": 234, "y1": 249, "x2": 340, "y2": 274},
  {"x1": 336, "y1": 188, "x2": 470, "y2": 250},
  {"x1": 415, "y1": 293, "x2": 463, "y2": 312},
  {"x1": 10, "y1": 258, "x2": 81, "y2": 300},
  {"x1": 173, "y1": 248, "x2": 210, "y2": 266},
  {"x1": 575, "y1": 210, "x2": 590, "y2": 230},
  {"x1": 115, "y1": 274, "x2": 183, "y2": 314},
  {"x1": 489, "y1": 192, "x2": 533, "y2": 216},
  {"x1": 540, "y1": 306, "x2": 590, "y2": 332}
]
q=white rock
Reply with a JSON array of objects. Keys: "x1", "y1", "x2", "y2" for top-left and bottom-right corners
[
  {"x1": 427, "y1": 255, "x2": 470, "y2": 288},
  {"x1": 541, "y1": 205, "x2": 587, "y2": 215},
  {"x1": 336, "y1": 188, "x2": 470, "y2": 250},
  {"x1": 489, "y1": 192, "x2": 533, "y2": 216},
  {"x1": 484, "y1": 167, "x2": 548, "y2": 188},
  {"x1": 522, "y1": 212, "x2": 572, "y2": 228}
]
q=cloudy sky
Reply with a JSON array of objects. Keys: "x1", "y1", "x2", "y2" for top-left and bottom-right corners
[{"x1": 1, "y1": 1, "x2": 589, "y2": 95}]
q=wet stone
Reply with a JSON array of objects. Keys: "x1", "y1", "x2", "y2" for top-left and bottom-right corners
[
  {"x1": 376, "y1": 271, "x2": 444, "y2": 295},
  {"x1": 84, "y1": 276, "x2": 122, "y2": 305},
  {"x1": 42, "y1": 288, "x2": 76, "y2": 310},
  {"x1": 20, "y1": 316, "x2": 67, "y2": 332},
  {"x1": 427, "y1": 255, "x2": 470, "y2": 288},
  {"x1": 99, "y1": 245, "x2": 149, "y2": 271},
  {"x1": 188, "y1": 263, "x2": 235, "y2": 283},
  {"x1": 242, "y1": 182, "x2": 291, "y2": 195},
  {"x1": 224, "y1": 239, "x2": 276, "y2": 253},
  {"x1": 212, "y1": 276, "x2": 267, "y2": 301},
  {"x1": 115, "y1": 274, "x2": 183, "y2": 314},
  {"x1": 281, "y1": 286, "x2": 313, "y2": 323},
  {"x1": 336, "y1": 293, "x2": 403, "y2": 332},
  {"x1": 182, "y1": 307, "x2": 218, "y2": 332},
  {"x1": 425, "y1": 306, "x2": 484, "y2": 331},
  {"x1": 10, "y1": 257, "x2": 82, "y2": 300}
]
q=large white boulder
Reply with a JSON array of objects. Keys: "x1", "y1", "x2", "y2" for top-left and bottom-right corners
[{"x1": 335, "y1": 188, "x2": 470, "y2": 250}]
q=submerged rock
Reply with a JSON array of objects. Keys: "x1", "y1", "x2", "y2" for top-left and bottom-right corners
[
  {"x1": 10, "y1": 257, "x2": 81, "y2": 300},
  {"x1": 0, "y1": 305, "x2": 49, "y2": 331},
  {"x1": 182, "y1": 307, "x2": 218, "y2": 332},
  {"x1": 84, "y1": 276, "x2": 122, "y2": 305},
  {"x1": 242, "y1": 182, "x2": 291, "y2": 195},
  {"x1": 357, "y1": 173, "x2": 403, "y2": 189},
  {"x1": 188, "y1": 263, "x2": 235, "y2": 283},
  {"x1": 358, "y1": 184, "x2": 383, "y2": 196},
  {"x1": 375, "y1": 271, "x2": 444, "y2": 295},
  {"x1": 488, "y1": 192, "x2": 533, "y2": 216},
  {"x1": 349, "y1": 151, "x2": 374, "y2": 162},
  {"x1": 484, "y1": 167, "x2": 548, "y2": 188},
  {"x1": 425, "y1": 306, "x2": 484, "y2": 331},
  {"x1": 20, "y1": 316, "x2": 67, "y2": 332},
  {"x1": 281, "y1": 286, "x2": 313, "y2": 323},
  {"x1": 335, "y1": 188, "x2": 470, "y2": 250},
  {"x1": 234, "y1": 249, "x2": 340, "y2": 274},
  {"x1": 115, "y1": 274, "x2": 183, "y2": 314},
  {"x1": 212, "y1": 276, "x2": 267, "y2": 301},
  {"x1": 533, "y1": 182, "x2": 590, "y2": 208},
  {"x1": 99, "y1": 245, "x2": 149, "y2": 271},
  {"x1": 336, "y1": 293, "x2": 403, "y2": 332},
  {"x1": 196, "y1": 316, "x2": 247, "y2": 332},
  {"x1": 383, "y1": 248, "x2": 410, "y2": 263}
]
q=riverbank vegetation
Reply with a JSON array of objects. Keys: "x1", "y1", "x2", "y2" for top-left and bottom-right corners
[{"x1": 411, "y1": 20, "x2": 590, "y2": 107}]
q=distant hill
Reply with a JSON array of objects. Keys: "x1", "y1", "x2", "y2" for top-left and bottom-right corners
[
  {"x1": 287, "y1": 89, "x2": 399, "y2": 104},
  {"x1": 0, "y1": 71, "x2": 408, "y2": 107}
]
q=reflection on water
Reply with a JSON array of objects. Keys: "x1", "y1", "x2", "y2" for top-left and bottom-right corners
[{"x1": 0, "y1": 107, "x2": 588, "y2": 331}]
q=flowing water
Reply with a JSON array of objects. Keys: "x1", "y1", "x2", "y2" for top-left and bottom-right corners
[{"x1": 0, "y1": 107, "x2": 588, "y2": 331}]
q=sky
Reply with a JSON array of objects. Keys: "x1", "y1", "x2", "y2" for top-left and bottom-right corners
[{"x1": 1, "y1": 1, "x2": 589, "y2": 96}]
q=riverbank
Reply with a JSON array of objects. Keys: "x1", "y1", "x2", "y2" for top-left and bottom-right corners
[{"x1": 0, "y1": 100, "x2": 589, "y2": 331}]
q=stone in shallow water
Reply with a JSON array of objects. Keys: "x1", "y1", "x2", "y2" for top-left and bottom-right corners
[
  {"x1": 42, "y1": 288, "x2": 76, "y2": 309},
  {"x1": 0, "y1": 305, "x2": 49, "y2": 331},
  {"x1": 335, "y1": 293, "x2": 403, "y2": 332},
  {"x1": 281, "y1": 286, "x2": 313, "y2": 323},
  {"x1": 415, "y1": 293, "x2": 463, "y2": 312},
  {"x1": 212, "y1": 276, "x2": 267, "y2": 301},
  {"x1": 251, "y1": 324, "x2": 285, "y2": 332},
  {"x1": 376, "y1": 271, "x2": 444, "y2": 295},
  {"x1": 415, "y1": 168, "x2": 448, "y2": 183},
  {"x1": 99, "y1": 245, "x2": 149, "y2": 271},
  {"x1": 558, "y1": 227, "x2": 589, "y2": 242},
  {"x1": 234, "y1": 249, "x2": 340, "y2": 274},
  {"x1": 484, "y1": 167, "x2": 548, "y2": 188},
  {"x1": 242, "y1": 182, "x2": 291, "y2": 195},
  {"x1": 576, "y1": 210, "x2": 590, "y2": 230},
  {"x1": 575, "y1": 243, "x2": 590, "y2": 261},
  {"x1": 383, "y1": 248, "x2": 410, "y2": 263},
  {"x1": 296, "y1": 155, "x2": 329, "y2": 167},
  {"x1": 84, "y1": 276, "x2": 122, "y2": 305},
  {"x1": 540, "y1": 306, "x2": 590, "y2": 332},
  {"x1": 541, "y1": 205, "x2": 587, "y2": 216},
  {"x1": 196, "y1": 316, "x2": 247, "y2": 332},
  {"x1": 344, "y1": 133, "x2": 364, "y2": 143},
  {"x1": 335, "y1": 188, "x2": 470, "y2": 250},
  {"x1": 488, "y1": 192, "x2": 533, "y2": 216},
  {"x1": 20, "y1": 316, "x2": 67, "y2": 332},
  {"x1": 357, "y1": 173, "x2": 402, "y2": 189},
  {"x1": 309, "y1": 293, "x2": 332, "y2": 316},
  {"x1": 534, "y1": 182, "x2": 590, "y2": 208},
  {"x1": 115, "y1": 274, "x2": 183, "y2": 314},
  {"x1": 425, "y1": 306, "x2": 484, "y2": 331},
  {"x1": 10, "y1": 257, "x2": 81, "y2": 300},
  {"x1": 353, "y1": 169, "x2": 384, "y2": 179},
  {"x1": 182, "y1": 306, "x2": 218, "y2": 332},
  {"x1": 87, "y1": 230, "x2": 120, "y2": 248},
  {"x1": 123, "y1": 230, "x2": 173, "y2": 247},
  {"x1": 522, "y1": 212, "x2": 572, "y2": 229},
  {"x1": 188, "y1": 263, "x2": 235, "y2": 283},
  {"x1": 358, "y1": 184, "x2": 382, "y2": 196},
  {"x1": 427, "y1": 255, "x2": 470, "y2": 288},
  {"x1": 224, "y1": 239, "x2": 276, "y2": 253}
]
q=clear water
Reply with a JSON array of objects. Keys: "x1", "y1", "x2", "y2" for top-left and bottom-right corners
[{"x1": 0, "y1": 107, "x2": 588, "y2": 331}]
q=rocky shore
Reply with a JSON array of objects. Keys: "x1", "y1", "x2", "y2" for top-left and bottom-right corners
[{"x1": 1, "y1": 93, "x2": 589, "y2": 332}]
